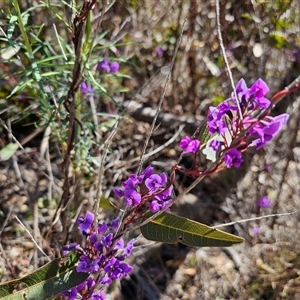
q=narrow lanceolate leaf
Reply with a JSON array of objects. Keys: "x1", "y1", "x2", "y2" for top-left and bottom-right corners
[
  {"x1": 141, "y1": 212, "x2": 244, "y2": 247},
  {"x1": 0, "y1": 252, "x2": 89, "y2": 300}
]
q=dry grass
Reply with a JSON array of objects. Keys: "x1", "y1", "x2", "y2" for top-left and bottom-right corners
[{"x1": 1, "y1": 0, "x2": 300, "y2": 299}]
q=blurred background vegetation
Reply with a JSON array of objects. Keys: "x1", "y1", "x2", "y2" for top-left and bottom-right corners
[{"x1": 0, "y1": 0, "x2": 300, "y2": 299}]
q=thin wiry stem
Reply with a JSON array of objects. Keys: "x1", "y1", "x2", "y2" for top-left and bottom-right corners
[
  {"x1": 215, "y1": 0, "x2": 242, "y2": 120},
  {"x1": 15, "y1": 216, "x2": 51, "y2": 262},
  {"x1": 136, "y1": 19, "x2": 187, "y2": 176},
  {"x1": 213, "y1": 211, "x2": 298, "y2": 229}
]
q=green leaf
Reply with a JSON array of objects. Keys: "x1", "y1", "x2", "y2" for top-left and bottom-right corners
[
  {"x1": 0, "y1": 252, "x2": 88, "y2": 300},
  {"x1": 141, "y1": 212, "x2": 244, "y2": 247},
  {"x1": 0, "y1": 143, "x2": 18, "y2": 161}
]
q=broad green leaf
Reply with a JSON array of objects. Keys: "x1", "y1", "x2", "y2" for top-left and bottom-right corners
[
  {"x1": 141, "y1": 212, "x2": 244, "y2": 247},
  {"x1": 0, "y1": 143, "x2": 18, "y2": 161},
  {"x1": 0, "y1": 252, "x2": 88, "y2": 300}
]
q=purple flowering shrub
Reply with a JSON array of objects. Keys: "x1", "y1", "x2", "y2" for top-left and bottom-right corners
[
  {"x1": 62, "y1": 212, "x2": 134, "y2": 299},
  {"x1": 62, "y1": 78, "x2": 290, "y2": 299},
  {"x1": 178, "y1": 78, "x2": 289, "y2": 173}
]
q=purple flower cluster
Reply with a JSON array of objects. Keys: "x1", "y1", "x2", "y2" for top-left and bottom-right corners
[
  {"x1": 179, "y1": 78, "x2": 289, "y2": 169},
  {"x1": 98, "y1": 60, "x2": 120, "y2": 73},
  {"x1": 62, "y1": 211, "x2": 134, "y2": 300},
  {"x1": 114, "y1": 166, "x2": 173, "y2": 212}
]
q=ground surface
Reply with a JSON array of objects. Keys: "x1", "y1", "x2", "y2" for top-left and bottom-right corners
[{"x1": 1, "y1": 1, "x2": 300, "y2": 299}]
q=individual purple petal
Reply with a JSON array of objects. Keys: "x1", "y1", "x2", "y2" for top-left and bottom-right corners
[
  {"x1": 179, "y1": 136, "x2": 191, "y2": 149},
  {"x1": 149, "y1": 200, "x2": 160, "y2": 212},
  {"x1": 141, "y1": 165, "x2": 154, "y2": 178},
  {"x1": 115, "y1": 238, "x2": 125, "y2": 250},
  {"x1": 98, "y1": 222, "x2": 108, "y2": 234},
  {"x1": 257, "y1": 196, "x2": 272, "y2": 208},
  {"x1": 110, "y1": 61, "x2": 120, "y2": 73},
  {"x1": 233, "y1": 78, "x2": 249, "y2": 103},
  {"x1": 109, "y1": 218, "x2": 119, "y2": 230},
  {"x1": 78, "y1": 211, "x2": 94, "y2": 232},
  {"x1": 124, "y1": 189, "x2": 141, "y2": 206},
  {"x1": 145, "y1": 174, "x2": 163, "y2": 191},
  {"x1": 113, "y1": 188, "x2": 124, "y2": 198},
  {"x1": 224, "y1": 148, "x2": 243, "y2": 168},
  {"x1": 249, "y1": 78, "x2": 269, "y2": 98},
  {"x1": 251, "y1": 113, "x2": 289, "y2": 149},
  {"x1": 123, "y1": 176, "x2": 139, "y2": 188},
  {"x1": 156, "y1": 185, "x2": 173, "y2": 200}
]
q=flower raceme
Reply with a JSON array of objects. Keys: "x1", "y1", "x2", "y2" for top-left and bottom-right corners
[
  {"x1": 179, "y1": 78, "x2": 289, "y2": 169},
  {"x1": 113, "y1": 165, "x2": 173, "y2": 213},
  {"x1": 63, "y1": 167, "x2": 173, "y2": 299},
  {"x1": 62, "y1": 212, "x2": 134, "y2": 300}
]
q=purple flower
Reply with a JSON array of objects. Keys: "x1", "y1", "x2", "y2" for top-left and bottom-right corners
[
  {"x1": 224, "y1": 148, "x2": 243, "y2": 168},
  {"x1": 179, "y1": 136, "x2": 200, "y2": 154},
  {"x1": 124, "y1": 189, "x2": 141, "y2": 206},
  {"x1": 61, "y1": 287, "x2": 77, "y2": 300},
  {"x1": 97, "y1": 222, "x2": 108, "y2": 234},
  {"x1": 102, "y1": 233, "x2": 113, "y2": 247},
  {"x1": 98, "y1": 59, "x2": 111, "y2": 73},
  {"x1": 123, "y1": 238, "x2": 135, "y2": 256},
  {"x1": 77, "y1": 256, "x2": 100, "y2": 273},
  {"x1": 104, "y1": 258, "x2": 133, "y2": 279},
  {"x1": 91, "y1": 290, "x2": 105, "y2": 300},
  {"x1": 232, "y1": 78, "x2": 271, "y2": 110},
  {"x1": 76, "y1": 277, "x2": 95, "y2": 293},
  {"x1": 156, "y1": 47, "x2": 164, "y2": 56},
  {"x1": 78, "y1": 211, "x2": 94, "y2": 232},
  {"x1": 234, "y1": 78, "x2": 248, "y2": 103},
  {"x1": 98, "y1": 60, "x2": 120, "y2": 73},
  {"x1": 109, "y1": 218, "x2": 119, "y2": 230},
  {"x1": 110, "y1": 61, "x2": 120, "y2": 73},
  {"x1": 141, "y1": 165, "x2": 154, "y2": 179},
  {"x1": 145, "y1": 173, "x2": 167, "y2": 192},
  {"x1": 209, "y1": 139, "x2": 222, "y2": 151},
  {"x1": 251, "y1": 114, "x2": 289, "y2": 149},
  {"x1": 100, "y1": 274, "x2": 112, "y2": 285},
  {"x1": 113, "y1": 188, "x2": 123, "y2": 198},
  {"x1": 63, "y1": 243, "x2": 80, "y2": 255},
  {"x1": 149, "y1": 198, "x2": 172, "y2": 212},
  {"x1": 252, "y1": 227, "x2": 260, "y2": 235},
  {"x1": 80, "y1": 82, "x2": 94, "y2": 94},
  {"x1": 257, "y1": 196, "x2": 272, "y2": 208},
  {"x1": 208, "y1": 119, "x2": 227, "y2": 135},
  {"x1": 249, "y1": 78, "x2": 269, "y2": 99}
]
